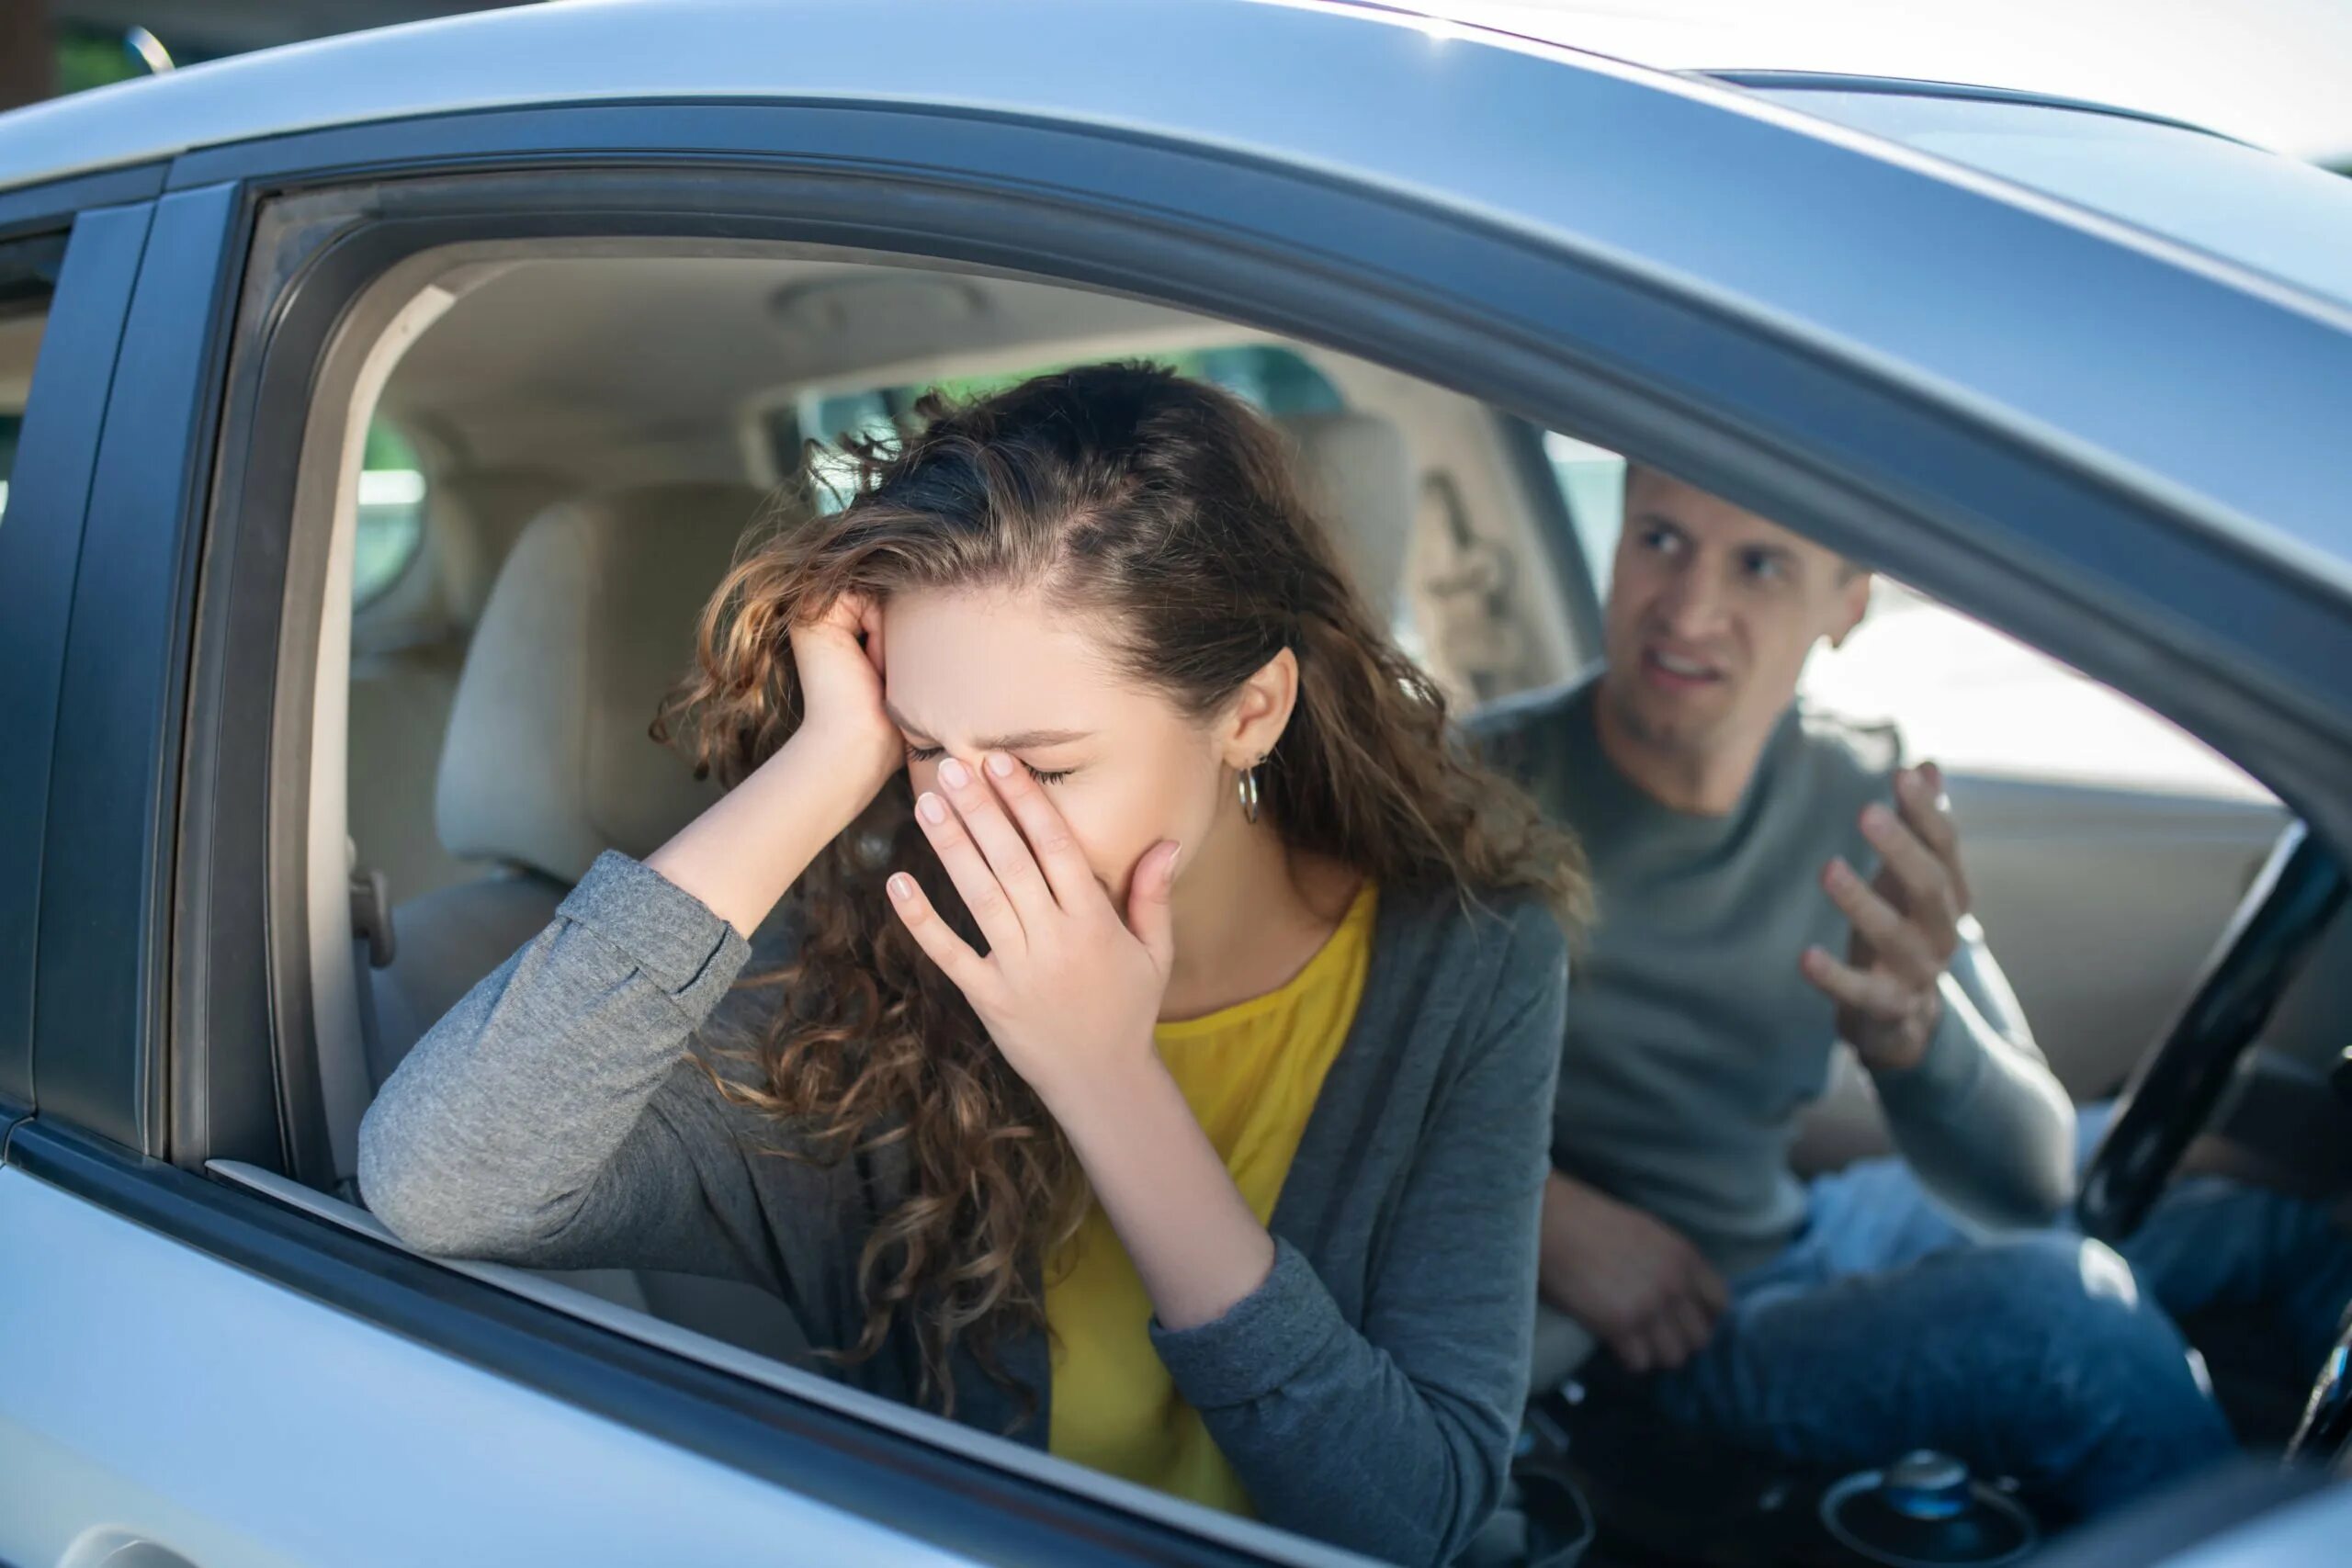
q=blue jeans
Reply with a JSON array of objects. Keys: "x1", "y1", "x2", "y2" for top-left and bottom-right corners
[{"x1": 1643, "y1": 1104, "x2": 2352, "y2": 1519}]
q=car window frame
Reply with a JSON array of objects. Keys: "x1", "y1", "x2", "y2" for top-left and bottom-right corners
[
  {"x1": 34, "y1": 184, "x2": 243, "y2": 1155},
  {"x1": 19, "y1": 89, "x2": 2352, "y2": 1567},
  {"x1": 0, "y1": 174, "x2": 161, "y2": 1129}
]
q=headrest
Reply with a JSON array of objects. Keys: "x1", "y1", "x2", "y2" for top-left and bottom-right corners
[
  {"x1": 1276, "y1": 409, "x2": 1416, "y2": 620},
  {"x1": 435, "y1": 483, "x2": 767, "y2": 884},
  {"x1": 349, "y1": 468, "x2": 572, "y2": 659},
  {"x1": 431, "y1": 468, "x2": 576, "y2": 631}
]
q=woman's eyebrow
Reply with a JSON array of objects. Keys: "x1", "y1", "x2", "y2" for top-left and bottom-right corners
[
  {"x1": 977, "y1": 726, "x2": 1094, "y2": 750},
  {"x1": 883, "y1": 703, "x2": 1091, "y2": 750}
]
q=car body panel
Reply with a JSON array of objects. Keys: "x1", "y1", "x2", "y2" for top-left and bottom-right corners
[
  {"x1": 0, "y1": 2, "x2": 2347, "y2": 585},
  {"x1": 0, "y1": 4, "x2": 2347, "y2": 1562},
  {"x1": 0, "y1": 1164, "x2": 970, "y2": 1568}
]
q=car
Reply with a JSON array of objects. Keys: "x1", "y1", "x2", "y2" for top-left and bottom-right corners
[{"x1": 2, "y1": 2, "x2": 2349, "y2": 1564}]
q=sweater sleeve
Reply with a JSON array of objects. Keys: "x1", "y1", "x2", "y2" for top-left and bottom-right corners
[
  {"x1": 357, "y1": 850, "x2": 820, "y2": 1292},
  {"x1": 1148, "y1": 903, "x2": 1567, "y2": 1567},
  {"x1": 1869, "y1": 916, "x2": 2076, "y2": 1230}
]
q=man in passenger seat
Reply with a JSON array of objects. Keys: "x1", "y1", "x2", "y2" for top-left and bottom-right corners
[{"x1": 1476, "y1": 463, "x2": 2352, "y2": 1521}]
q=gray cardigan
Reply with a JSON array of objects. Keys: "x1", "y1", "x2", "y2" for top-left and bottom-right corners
[{"x1": 358, "y1": 850, "x2": 1568, "y2": 1566}]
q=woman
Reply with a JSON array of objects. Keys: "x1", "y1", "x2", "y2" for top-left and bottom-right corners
[{"x1": 360, "y1": 362, "x2": 1584, "y2": 1565}]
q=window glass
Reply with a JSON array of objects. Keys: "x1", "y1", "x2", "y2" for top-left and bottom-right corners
[
  {"x1": 352, "y1": 419, "x2": 426, "y2": 604},
  {"x1": 0, "y1": 299, "x2": 48, "y2": 526},
  {"x1": 1541, "y1": 432, "x2": 2268, "y2": 799},
  {"x1": 786, "y1": 344, "x2": 1343, "y2": 507},
  {"x1": 1802, "y1": 581, "x2": 2267, "y2": 799},
  {"x1": 0, "y1": 412, "x2": 21, "y2": 523}
]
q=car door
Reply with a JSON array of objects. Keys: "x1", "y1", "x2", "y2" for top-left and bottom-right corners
[
  {"x1": 5, "y1": 3, "x2": 2352, "y2": 1564},
  {"x1": 0, "y1": 183, "x2": 977, "y2": 1568}
]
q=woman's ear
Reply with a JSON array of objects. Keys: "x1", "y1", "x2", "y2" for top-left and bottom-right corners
[{"x1": 1222, "y1": 648, "x2": 1299, "y2": 765}]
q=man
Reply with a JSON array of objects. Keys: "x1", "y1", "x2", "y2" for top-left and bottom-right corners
[{"x1": 1477, "y1": 465, "x2": 2352, "y2": 1520}]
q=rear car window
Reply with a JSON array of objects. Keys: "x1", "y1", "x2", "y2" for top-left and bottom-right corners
[
  {"x1": 353, "y1": 418, "x2": 426, "y2": 604},
  {"x1": 777, "y1": 344, "x2": 1344, "y2": 507},
  {"x1": 0, "y1": 412, "x2": 21, "y2": 522},
  {"x1": 0, "y1": 292, "x2": 47, "y2": 525}
]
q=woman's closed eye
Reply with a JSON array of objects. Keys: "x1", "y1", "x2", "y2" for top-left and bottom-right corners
[{"x1": 904, "y1": 742, "x2": 1074, "y2": 786}]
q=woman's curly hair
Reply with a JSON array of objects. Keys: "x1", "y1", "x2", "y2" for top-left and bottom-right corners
[{"x1": 657, "y1": 362, "x2": 1587, "y2": 1423}]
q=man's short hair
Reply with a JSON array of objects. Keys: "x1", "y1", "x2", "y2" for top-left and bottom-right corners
[{"x1": 1622, "y1": 459, "x2": 1862, "y2": 579}]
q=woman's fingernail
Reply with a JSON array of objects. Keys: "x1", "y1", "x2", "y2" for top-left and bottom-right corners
[
  {"x1": 1862, "y1": 803, "x2": 1893, "y2": 832},
  {"x1": 888, "y1": 874, "x2": 914, "y2": 902},
  {"x1": 918, "y1": 793, "x2": 947, "y2": 824},
  {"x1": 939, "y1": 757, "x2": 970, "y2": 789},
  {"x1": 986, "y1": 751, "x2": 1015, "y2": 778}
]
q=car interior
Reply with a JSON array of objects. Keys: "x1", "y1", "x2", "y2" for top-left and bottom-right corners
[
  {"x1": 0, "y1": 294, "x2": 44, "y2": 527},
  {"x1": 283, "y1": 244, "x2": 2350, "y2": 1565}
]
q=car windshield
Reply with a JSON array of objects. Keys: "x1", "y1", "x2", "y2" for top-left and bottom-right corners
[{"x1": 1753, "y1": 87, "x2": 2352, "y2": 311}]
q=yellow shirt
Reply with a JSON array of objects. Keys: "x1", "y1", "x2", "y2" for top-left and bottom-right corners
[{"x1": 1045, "y1": 882, "x2": 1378, "y2": 1517}]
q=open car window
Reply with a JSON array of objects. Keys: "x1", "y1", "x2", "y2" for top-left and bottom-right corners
[
  {"x1": 1540, "y1": 429, "x2": 2273, "y2": 801},
  {"x1": 0, "y1": 299, "x2": 46, "y2": 524},
  {"x1": 287, "y1": 236, "x2": 1587, "y2": 1567}
]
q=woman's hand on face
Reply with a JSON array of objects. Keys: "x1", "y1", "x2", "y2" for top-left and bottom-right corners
[
  {"x1": 888, "y1": 752, "x2": 1181, "y2": 1112},
  {"x1": 786, "y1": 591, "x2": 902, "y2": 811}
]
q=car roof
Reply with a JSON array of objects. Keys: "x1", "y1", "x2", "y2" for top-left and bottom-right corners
[
  {"x1": 0, "y1": 0, "x2": 2215, "y2": 196},
  {"x1": 6, "y1": 0, "x2": 2348, "y2": 592},
  {"x1": 1365, "y1": 1, "x2": 2352, "y2": 164}
]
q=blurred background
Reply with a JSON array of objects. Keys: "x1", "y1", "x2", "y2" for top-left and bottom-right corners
[{"x1": 1, "y1": 0, "x2": 518, "y2": 103}]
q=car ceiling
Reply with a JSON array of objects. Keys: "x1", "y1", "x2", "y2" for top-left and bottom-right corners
[{"x1": 379, "y1": 256, "x2": 1254, "y2": 479}]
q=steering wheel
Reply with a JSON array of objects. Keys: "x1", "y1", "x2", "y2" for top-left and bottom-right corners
[{"x1": 2076, "y1": 820, "x2": 2346, "y2": 1243}]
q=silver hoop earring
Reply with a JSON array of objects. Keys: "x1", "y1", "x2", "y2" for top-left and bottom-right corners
[{"x1": 1237, "y1": 759, "x2": 1262, "y2": 825}]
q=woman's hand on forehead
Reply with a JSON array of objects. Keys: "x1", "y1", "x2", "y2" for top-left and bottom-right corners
[{"x1": 887, "y1": 750, "x2": 1180, "y2": 1110}]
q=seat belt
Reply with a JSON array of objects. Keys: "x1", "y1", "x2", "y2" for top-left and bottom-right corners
[
  {"x1": 342, "y1": 864, "x2": 397, "y2": 1205},
  {"x1": 1418, "y1": 470, "x2": 1525, "y2": 703}
]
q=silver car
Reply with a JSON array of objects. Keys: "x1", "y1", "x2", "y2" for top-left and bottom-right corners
[{"x1": 2, "y1": 2, "x2": 2348, "y2": 1564}]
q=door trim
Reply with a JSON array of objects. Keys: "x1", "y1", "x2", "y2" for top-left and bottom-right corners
[
  {"x1": 5, "y1": 1118, "x2": 1326, "y2": 1567},
  {"x1": 0, "y1": 207, "x2": 153, "y2": 1113}
]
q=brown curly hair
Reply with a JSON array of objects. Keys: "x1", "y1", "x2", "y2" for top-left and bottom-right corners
[{"x1": 659, "y1": 361, "x2": 1586, "y2": 1422}]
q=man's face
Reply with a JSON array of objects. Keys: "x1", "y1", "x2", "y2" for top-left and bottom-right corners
[{"x1": 1601, "y1": 468, "x2": 1870, "y2": 760}]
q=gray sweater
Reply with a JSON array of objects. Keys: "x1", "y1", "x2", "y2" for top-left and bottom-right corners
[
  {"x1": 358, "y1": 849, "x2": 1568, "y2": 1566},
  {"x1": 1476, "y1": 677, "x2": 2075, "y2": 1278}
]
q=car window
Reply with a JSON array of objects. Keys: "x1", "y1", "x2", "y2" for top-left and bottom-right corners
[
  {"x1": 1540, "y1": 430, "x2": 2271, "y2": 799},
  {"x1": 785, "y1": 344, "x2": 1343, "y2": 506},
  {"x1": 352, "y1": 418, "x2": 425, "y2": 604},
  {"x1": 1755, "y1": 89, "x2": 2352, "y2": 311},
  {"x1": 0, "y1": 298, "x2": 48, "y2": 526},
  {"x1": 0, "y1": 412, "x2": 20, "y2": 522}
]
